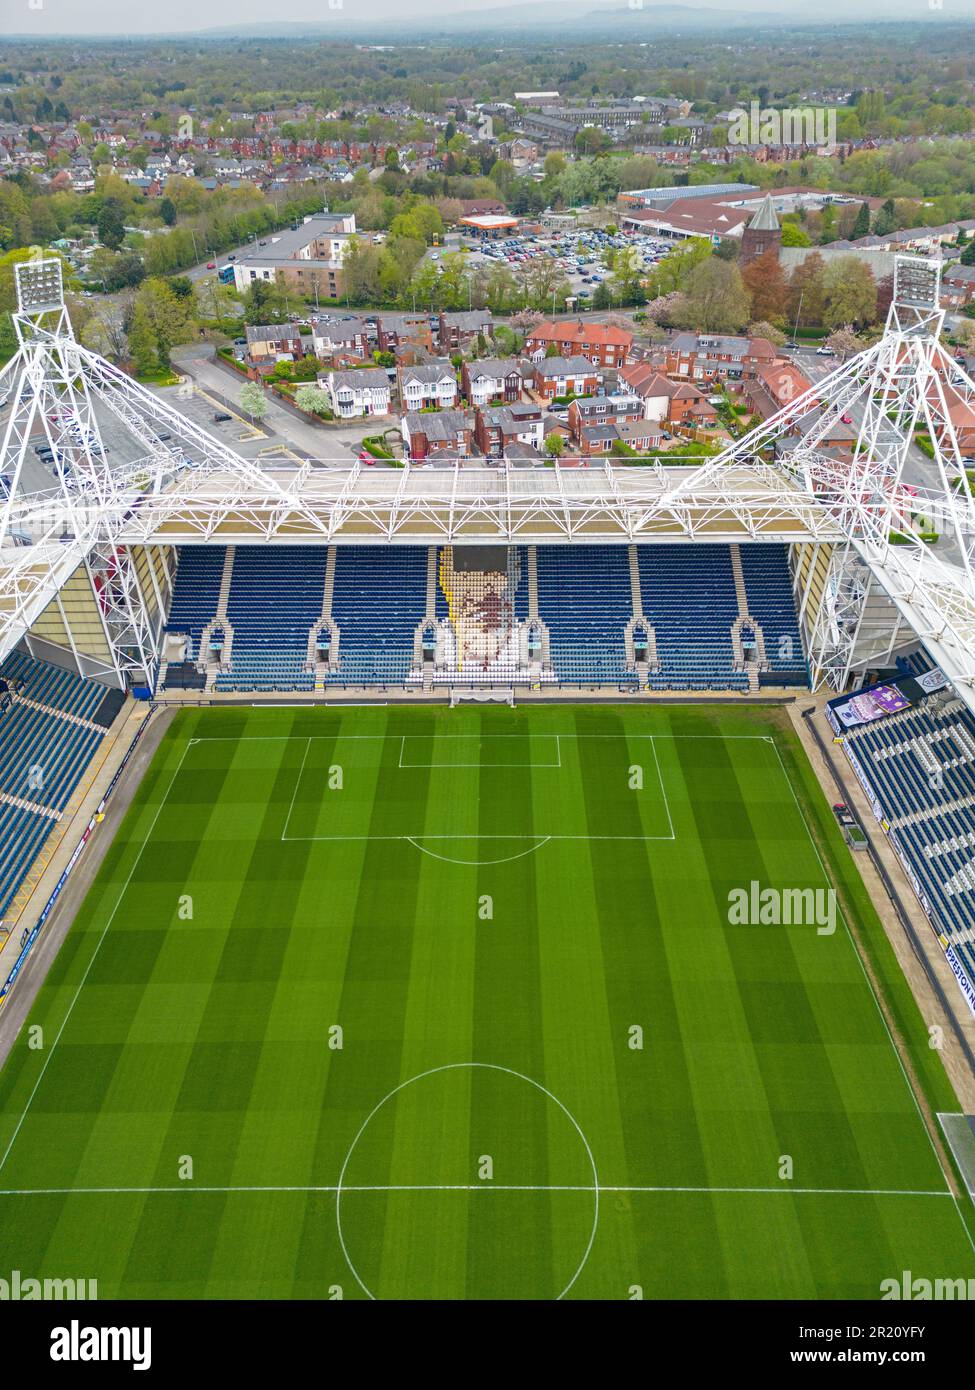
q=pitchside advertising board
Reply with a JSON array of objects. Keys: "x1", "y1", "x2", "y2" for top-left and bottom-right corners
[{"x1": 827, "y1": 666, "x2": 950, "y2": 731}]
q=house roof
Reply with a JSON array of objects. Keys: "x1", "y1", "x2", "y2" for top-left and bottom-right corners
[
  {"x1": 404, "y1": 409, "x2": 471, "y2": 440},
  {"x1": 467, "y1": 358, "x2": 521, "y2": 380},
  {"x1": 620, "y1": 363, "x2": 673, "y2": 396},
  {"x1": 399, "y1": 362, "x2": 457, "y2": 385},
  {"x1": 245, "y1": 324, "x2": 297, "y2": 342},
  {"x1": 528, "y1": 320, "x2": 633, "y2": 347},
  {"x1": 325, "y1": 368, "x2": 390, "y2": 390},
  {"x1": 479, "y1": 403, "x2": 543, "y2": 429},
  {"x1": 535, "y1": 355, "x2": 600, "y2": 377}
]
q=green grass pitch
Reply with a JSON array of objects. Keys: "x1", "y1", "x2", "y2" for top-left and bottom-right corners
[{"x1": 0, "y1": 702, "x2": 973, "y2": 1300}]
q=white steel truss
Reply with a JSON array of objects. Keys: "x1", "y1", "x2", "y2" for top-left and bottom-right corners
[{"x1": 1, "y1": 255, "x2": 974, "y2": 704}]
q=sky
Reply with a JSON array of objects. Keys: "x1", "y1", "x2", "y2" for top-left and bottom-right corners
[{"x1": 0, "y1": 0, "x2": 966, "y2": 35}]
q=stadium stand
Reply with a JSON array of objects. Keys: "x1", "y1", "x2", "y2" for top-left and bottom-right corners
[
  {"x1": 738, "y1": 545, "x2": 807, "y2": 686},
  {"x1": 215, "y1": 547, "x2": 328, "y2": 692},
  {"x1": 164, "y1": 546, "x2": 226, "y2": 661},
  {"x1": 839, "y1": 665, "x2": 975, "y2": 982},
  {"x1": 535, "y1": 545, "x2": 632, "y2": 684},
  {"x1": 638, "y1": 545, "x2": 748, "y2": 692},
  {"x1": 161, "y1": 540, "x2": 806, "y2": 693},
  {"x1": 0, "y1": 650, "x2": 112, "y2": 920},
  {"x1": 435, "y1": 547, "x2": 528, "y2": 682},
  {"x1": 328, "y1": 546, "x2": 428, "y2": 685}
]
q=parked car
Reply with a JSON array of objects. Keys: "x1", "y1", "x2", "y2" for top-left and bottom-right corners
[{"x1": 213, "y1": 412, "x2": 232, "y2": 422}]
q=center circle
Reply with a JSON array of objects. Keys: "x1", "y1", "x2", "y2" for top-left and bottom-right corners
[{"x1": 335, "y1": 1062, "x2": 599, "y2": 1300}]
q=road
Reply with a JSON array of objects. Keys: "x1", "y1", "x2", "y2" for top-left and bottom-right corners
[
  {"x1": 791, "y1": 345, "x2": 942, "y2": 491},
  {"x1": 168, "y1": 344, "x2": 396, "y2": 463}
]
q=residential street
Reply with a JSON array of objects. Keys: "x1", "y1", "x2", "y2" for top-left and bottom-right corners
[{"x1": 167, "y1": 344, "x2": 392, "y2": 463}]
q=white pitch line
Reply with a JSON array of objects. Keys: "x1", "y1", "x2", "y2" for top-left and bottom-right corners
[
  {"x1": 280, "y1": 735, "x2": 312, "y2": 841},
  {"x1": 0, "y1": 743, "x2": 192, "y2": 1178},
  {"x1": 0, "y1": 1184, "x2": 952, "y2": 1198}
]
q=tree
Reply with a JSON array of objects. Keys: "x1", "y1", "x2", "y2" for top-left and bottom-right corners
[
  {"x1": 648, "y1": 239, "x2": 712, "y2": 296},
  {"x1": 242, "y1": 276, "x2": 291, "y2": 325},
  {"x1": 676, "y1": 259, "x2": 751, "y2": 334},
  {"x1": 747, "y1": 320, "x2": 786, "y2": 347},
  {"x1": 295, "y1": 385, "x2": 333, "y2": 417},
  {"x1": 825, "y1": 326, "x2": 862, "y2": 361},
  {"x1": 822, "y1": 256, "x2": 877, "y2": 329},
  {"x1": 851, "y1": 202, "x2": 872, "y2": 239},
  {"x1": 240, "y1": 382, "x2": 268, "y2": 420},
  {"x1": 545, "y1": 433, "x2": 565, "y2": 458},
  {"x1": 780, "y1": 221, "x2": 812, "y2": 248},
  {"x1": 874, "y1": 199, "x2": 897, "y2": 237},
  {"x1": 159, "y1": 197, "x2": 177, "y2": 227},
  {"x1": 574, "y1": 127, "x2": 611, "y2": 157},
  {"x1": 133, "y1": 278, "x2": 193, "y2": 365},
  {"x1": 96, "y1": 199, "x2": 126, "y2": 250},
  {"x1": 787, "y1": 254, "x2": 827, "y2": 329},
  {"x1": 741, "y1": 249, "x2": 789, "y2": 326},
  {"x1": 127, "y1": 301, "x2": 158, "y2": 377},
  {"x1": 82, "y1": 298, "x2": 131, "y2": 363}
]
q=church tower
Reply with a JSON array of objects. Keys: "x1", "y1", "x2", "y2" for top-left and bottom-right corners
[{"x1": 739, "y1": 194, "x2": 782, "y2": 267}]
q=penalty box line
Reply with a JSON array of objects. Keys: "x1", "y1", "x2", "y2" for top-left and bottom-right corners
[{"x1": 274, "y1": 732, "x2": 673, "y2": 843}]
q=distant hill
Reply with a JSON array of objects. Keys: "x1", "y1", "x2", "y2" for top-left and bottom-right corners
[{"x1": 185, "y1": 1, "x2": 975, "y2": 40}]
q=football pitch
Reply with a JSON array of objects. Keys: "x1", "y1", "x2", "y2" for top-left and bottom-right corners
[{"x1": 0, "y1": 702, "x2": 972, "y2": 1300}]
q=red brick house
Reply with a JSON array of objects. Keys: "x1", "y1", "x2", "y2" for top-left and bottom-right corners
[
  {"x1": 402, "y1": 409, "x2": 474, "y2": 461},
  {"x1": 372, "y1": 313, "x2": 434, "y2": 353},
  {"x1": 664, "y1": 333, "x2": 777, "y2": 382},
  {"x1": 473, "y1": 403, "x2": 544, "y2": 457},
  {"x1": 461, "y1": 358, "x2": 523, "y2": 406},
  {"x1": 532, "y1": 355, "x2": 602, "y2": 399},
  {"x1": 525, "y1": 320, "x2": 633, "y2": 369}
]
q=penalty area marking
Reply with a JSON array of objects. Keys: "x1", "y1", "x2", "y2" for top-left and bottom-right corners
[
  {"x1": 404, "y1": 836, "x2": 552, "y2": 867},
  {"x1": 276, "y1": 732, "x2": 674, "y2": 851}
]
